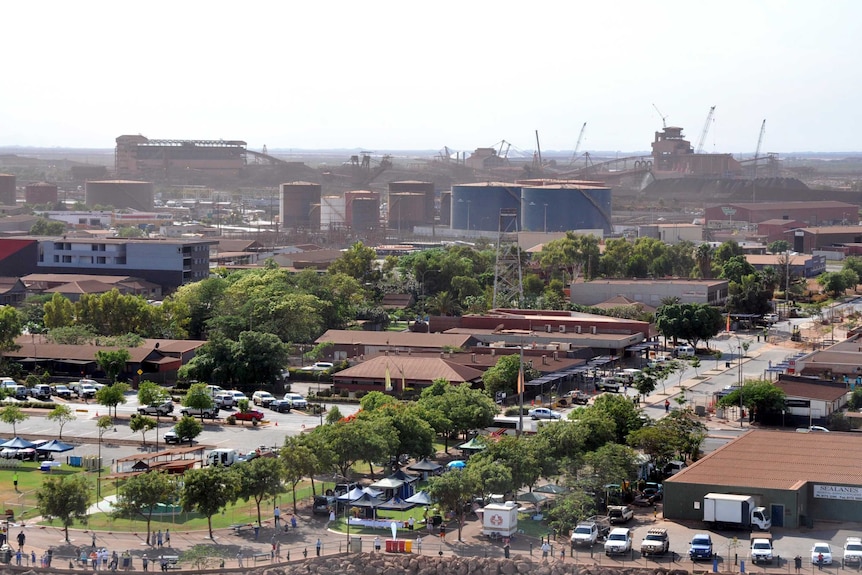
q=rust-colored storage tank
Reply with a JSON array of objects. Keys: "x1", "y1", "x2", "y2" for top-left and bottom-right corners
[
  {"x1": 280, "y1": 182, "x2": 321, "y2": 229},
  {"x1": 85, "y1": 180, "x2": 153, "y2": 211},
  {"x1": 25, "y1": 182, "x2": 59, "y2": 205},
  {"x1": 308, "y1": 203, "x2": 320, "y2": 230},
  {"x1": 345, "y1": 190, "x2": 380, "y2": 225},
  {"x1": 389, "y1": 180, "x2": 434, "y2": 224},
  {"x1": 350, "y1": 198, "x2": 379, "y2": 232},
  {"x1": 389, "y1": 192, "x2": 426, "y2": 232},
  {"x1": 439, "y1": 191, "x2": 451, "y2": 226},
  {"x1": 0, "y1": 174, "x2": 15, "y2": 206}
]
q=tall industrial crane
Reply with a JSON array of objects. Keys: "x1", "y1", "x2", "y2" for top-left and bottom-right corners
[
  {"x1": 754, "y1": 119, "x2": 766, "y2": 164},
  {"x1": 695, "y1": 106, "x2": 716, "y2": 154},
  {"x1": 569, "y1": 122, "x2": 587, "y2": 166},
  {"x1": 652, "y1": 103, "x2": 668, "y2": 129}
]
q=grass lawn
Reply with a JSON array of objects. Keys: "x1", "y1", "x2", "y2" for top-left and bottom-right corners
[{"x1": 0, "y1": 461, "x2": 96, "y2": 522}]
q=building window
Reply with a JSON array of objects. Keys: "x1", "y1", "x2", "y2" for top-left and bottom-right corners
[
  {"x1": 62, "y1": 255, "x2": 72, "y2": 263},
  {"x1": 97, "y1": 257, "x2": 106, "y2": 264},
  {"x1": 53, "y1": 255, "x2": 59, "y2": 263}
]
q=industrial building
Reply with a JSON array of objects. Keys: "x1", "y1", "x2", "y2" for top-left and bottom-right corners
[
  {"x1": 783, "y1": 225, "x2": 862, "y2": 254},
  {"x1": 85, "y1": 180, "x2": 154, "y2": 211},
  {"x1": 115, "y1": 135, "x2": 246, "y2": 177},
  {"x1": 704, "y1": 201, "x2": 858, "y2": 231},
  {"x1": 651, "y1": 126, "x2": 742, "y2": 177},
  {"x1": 24, "y1": 182, "x2": 58, "y2": 205},
  {"x1": 0, "y1": 236, "x2": 216, "y2": 290},
  {"x1": 663, "y1": 430, "x2": 862, "y2": 528},
  {"x1": 0, "y1": 174, "x2": 16, "y2": 206},
  {"x1": 569, "y1": 278, "x2": 729, "y2": 308},
  {"x1": 280, "y1": 182, "x2": 320, "y2": 229},
  {"x1": 744, "y1": 253, "x2": 826, "y2": 278}
]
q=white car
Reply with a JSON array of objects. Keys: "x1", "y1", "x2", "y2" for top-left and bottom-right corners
[
  {"x1": 796, "y1": 426, "x2": 829, "y2": 433},
  {"x1": 283, "y1": 392, "x2": 308, "y2": 409},
  {"x1": 228, "y1": 390, "x2": 248, "y2": 405},
  {"x1": 811, "y1": 542, "x2": 833, "y2": 566},
  {"x1": 844, "y1": 537, "x2": 862, "y2": 566},
  {"x1": 299, "y1": 362, "x2": 333, "y2": 372},
  {"x1": 528, "y1": 407, "x2": 562, "y2": 420},
  {"x1": 604, "y1": 527, "x2": 632, "y2": 555},
  {"x1": 252, "y1": 391, "x2": 276, "y2": 407}
]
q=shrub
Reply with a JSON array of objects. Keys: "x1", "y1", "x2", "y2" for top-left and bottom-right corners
[{"x1": 226, "y1": 415, "x2": 237, "y2": 425}]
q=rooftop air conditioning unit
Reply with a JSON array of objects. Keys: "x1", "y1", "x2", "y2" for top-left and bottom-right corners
[
  {"x1": 546, "y1": 324, "x2": 552, "y2": 333},
  {"x1": 590, "y1": 326, "x2": 597, "y2": 334},
  {"x1": 559, "y1": 325, "x2": 566, "y2": 333},
  {"x1": 576, "y1": 325, "x2": 582, "y2": 334}
]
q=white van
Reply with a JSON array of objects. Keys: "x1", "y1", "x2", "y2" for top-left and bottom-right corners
[{"x1": 674, "y1": 345, "x2": 695, "y2": 357}]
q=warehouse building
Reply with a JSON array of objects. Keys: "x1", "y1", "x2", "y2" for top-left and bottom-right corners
[{"x1": 663, "y1": 430, "x2": 862, "y2": 528}]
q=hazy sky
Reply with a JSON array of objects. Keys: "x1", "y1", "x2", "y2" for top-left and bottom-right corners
[{"x1": 2, "y1": 1, "x2": 860, "y2": 154}]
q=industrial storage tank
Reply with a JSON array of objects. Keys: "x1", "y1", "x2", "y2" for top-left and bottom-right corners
[
  {"x1": 0, "y1": 174, "x2": 15, "y2": 206},
  {"x1": 451, "y1": 182, "x2": 521, "y2": 231},
  {"x1": 389, "y1": 192, "x2": 426, "y2": 232},
  {"x1": 25, "y1": 182, "x2": 59, "y2": 205},
  {"x1": 85, "y1": 180, "x2": 153, "y2": 211},
  {"x1": 280, "y1": 181, "x2": 321, "y2": 228},
  {"x1": 350, "y1": 198, "x2": 379, "y2": 232},
  {"x1": 520, "y1": 184, "x2": 612, "y2": 233},
  {"x1": 345, "y1": 191, "x2": 380, "y2": 231},
  {"x1": 389, "y1": 181, "x2": 434, "y2": 225},
  {"x1": 439, "y1": 191, "x2": 451, "y2": 226},
  {"x1": 321, "y1": 195, "x2": 346, "y2": 230}
]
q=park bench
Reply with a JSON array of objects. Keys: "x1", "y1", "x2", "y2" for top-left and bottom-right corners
[
  {"x1": 230, "y1": 523, "x2": 252, "y2": 535},
  {"x1": 252, "y1": 552, "x2": 270, "y2": 563}
]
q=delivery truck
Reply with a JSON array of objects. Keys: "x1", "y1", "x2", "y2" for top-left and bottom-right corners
[{"x1": 702, "y1": 493, "x2": 771, "y2": 530}]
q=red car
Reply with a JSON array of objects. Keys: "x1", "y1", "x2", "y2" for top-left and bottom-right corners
[{"x1": 234, "y1": 409, "x2": 264, "y2": 422}]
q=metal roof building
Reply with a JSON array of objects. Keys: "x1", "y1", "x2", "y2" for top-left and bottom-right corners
[{"x1": 663, "y1": 430, "x2": 862, "y2": 528}]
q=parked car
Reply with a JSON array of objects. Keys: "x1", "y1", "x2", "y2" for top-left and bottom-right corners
[
  {"x1": 269, "y1": 399, "x2": 292, "y2": 413},
  {"x1": 52, "y1": 385, "x2": 73, "y2": 399},
  {"x1": 283, "y1": 392, "x2": 307, "y2": 409},
  {"x1": 641, "y1": 482, "x2": 663, "y2": 502},
  {"x1": 299, "y1": 362, "x2": 333, "y2": 372},
  {"x1": 564, "y1": 390, "x2": 590, "y2": 405},
  {"x1": 640, "y1": 528, "x2": 670, "y2": 556},
  {"x1": 604, "y1": 528, "x2": 632, "y2": 555},
  {"x1": 228, "y1": 390, "x2": 248, "y2": 405},
  {"x1": 138, "y1": 400, "x2": 174, "y2": 416},
  {"x1": 843, "y1": 537, "x2": 862, "y2": 566},
  {"x1": 179, "y1": 405, "x2": 220, "y2": 419},
  {"x1": 234, "y1": 409, "x2": 264, "y2": 422},
  {"x1": 164, "y1": 426, "x2": 192, "y2": 444},
  {"x1": 313, "y1": 495, "x2": 336, "y2": 515},
  {"x1": 528, "y1": 407, "x2": 562, "y2": 420},
  {"x1": 214, "y1": 392, "x2": 235, "y2": 409},
  {"x1": 29, "y1": 384, "x2": 53, "y2": 401},
  {"x1": 607, "y1": 505, "x2": 634, "y2": 524},
  {"x1": 70, "y1": 381, "x2": 97, "y2": 399},
  {"x1": 812, "y1": 542, "x2": 833, "y2": 566},
  {"x1": 689, "y1": 533, "x2": 715, "y2": 561},
  {"x1": 796, "y1": 426, "x2": 829, "y2": 433},
  {"x1": 252, "y1": 391, "x2": 276, "y2": 407}
]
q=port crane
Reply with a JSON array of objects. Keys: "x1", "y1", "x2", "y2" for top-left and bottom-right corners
[
  {"x1": 695, "y1": 106, "x2": 716, "y2": 154},
  {"x1": 652, "y1": 103, "x2": 668, "y2": 129},
  {"x1": 569, "y1": 122, "x2": 587, "y2": 166}
]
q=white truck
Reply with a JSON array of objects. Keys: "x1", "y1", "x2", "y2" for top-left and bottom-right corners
[
  {"x1": 750, "y1": 533, "x2": 774, "y2": 564},
  {"x1": 640, "y1": 528, "x2": 670, "y2": 556},
  {"x1": 703, "y1": 493, "x2": 771, "y2": 530},
  {"x1": 206, "y1": 448, "x2": 239, "y2": 466},
  {"x1": 570, "y1": 516, "x2": 611, "y2": 547}
]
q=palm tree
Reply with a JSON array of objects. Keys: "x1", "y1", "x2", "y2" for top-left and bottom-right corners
[
  {"x1": 694, "y1": 243, "x2": 713, "y2": 279},
  {"x1": 426, "y1": 290, "x2": 460, "y2": 316}
]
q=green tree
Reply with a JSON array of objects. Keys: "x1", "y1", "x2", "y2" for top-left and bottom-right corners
[
  {"x1": 36, "y1": 475, "x2": 91, "y2": 542},
  {"x1": 181, "y1": 383, "x2": 216, "y2": 418},
  {"x1": 29, "y1": 218, "x2": 66, "y2": 235},
  {"x1": 538, "y1": 232, "x2": 601, "y2": 282},
  {"x1": 137, "y1": 381, "x2": 170, "y2": 408},
  {"x1": 46, "y1": 404, "x2": 74, "y2": 440},
  {"x1": 95, "y1": 349, "x2": 131, "y2": 382},
  {"x1": 655, "y1": 303, "x2": 723, "y2": 349},
  {"x1": 113, "y1": 471, "x2": 174, "y2": 545},
  {"x1": 328, "y1": 241, "x2": 380, "y2": 285},
  {"x1": 583, "y1": 443, "x2": 641, "y2": 487},
  {"x1": 591, "y1": 393, "x2": 646, "y2": 444},
  {"x1": 818, "y1": 270, "x2": 858, "y2": 298},
  {"x1": 0, "y1": 404, "x2": 27, "y2": 435},
  {"x1": 426, "y1": 465, "x2": 478, "y2": 542},
  {"x1": 43, "y1": 293, "x2": 74, "y2": 329},
  {"x1": 464, "y1": 457, "x2": 512, "y2": 501},
  {"x1": 478, "y1": 435, "x2": 542, "y2": 491},
  {"x1": 482, "y1": 354, "x2": 537, "y2": 399},
  {"x1": 236, "y1": 456, "x2": 284, "y2": 525},
  {"x1": 0, "y1": 306, "x2": 22, "y2": 352},
  {"x1": 713, "y1": 240, "x2": 743, "y2": 267},
  {"x1": 417, "y1": 380, "x2": 497, "y2": 447},
  {"x1": 568, "y1": 406, "x2": 617, "y2": 452},
  {"x1": 768, "y1": 240, "x2": 790, "y2": 254},
  {"x1": 96, "y1": 382, "x2": 129, "y2": 419},
  {"x1": 280, "y1": 436, "x2": 318, "y2": 513},
  {"x1": 129, "y1": 414, "x2": 157, "y2": 445},
  {"x1": 181, "y1": 465, "x2": 240, "y2": 540},
  {"x1": 174, "y1": 415, "x2": 203, "y2": 446},
  {"x1": 718, "y1": 379, "x2": 786, "y2": 423},
  {"x1": 721, "y1": 255, "x2": 757, "y2": 284}
]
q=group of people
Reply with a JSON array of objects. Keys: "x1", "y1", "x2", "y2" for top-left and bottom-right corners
[{"x1": 80, "y1": 548, "x2": 120, "y2": 571}]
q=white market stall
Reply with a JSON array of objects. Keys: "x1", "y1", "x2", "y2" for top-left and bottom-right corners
[{"x1": 480, "y1": 501, "x2": 519, "y2": 537}]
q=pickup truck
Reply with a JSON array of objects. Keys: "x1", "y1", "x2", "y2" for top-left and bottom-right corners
[
  {"x1": 70, "y1": 381, "x2": 97, "y2": 399},
  {"x1": 180, "y1": 405, "x2": 220, "y2": 419},
  {"x1": 52, "y1": 385, "x2": 73, "y2": 399},
  {"x1": 29, "y1": 384, "x2": 53, "y2": 401},
  {"x1": 563, "y1": 390, "x2": 590, "y2": 405},
  {"x1": 607, "y1": 505, "x2": 634, "y2": 524},
  {"x1": 640, "y1": 528, "x2": 670, "y2": 556},
  {"x1": 234, "y1": 409, "x2": 264, "y2": 422},
  {"x1": 570, "y1": 516, "x2": 611, "y2": 547},
  {"x1": 750, "y1": 534, "x2": 774, "y2": 564},
  {"x1": 138, "y1": 400, "x2": 174, "y2": 416}
]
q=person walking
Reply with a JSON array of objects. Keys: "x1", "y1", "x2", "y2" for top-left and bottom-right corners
[
  {"x1": 316, "y1": 538, "x2": 322, "y2": 557},
  {"x1": 274, "y1": 506, "x2": 281, "y2": 528},
  {"x1": 92, "y1": 531, "x2": 97, "y2": 549},
  {"x1": 90, "y1": 550, "x2": 98, "y2": 570},
  {"x1": 16, "y1": 531, "x2": 24, "y2": 549},
  {"x1": 793, "y1": 555, "x2": 801, "y2": 573},
  {"x1": 31, "y1": 550, "x2": 36, "y2": 566},
  {"x1": 439, "y1": 524, "x2": 446, "y2": 541},
  {"x1": 408, "y1": 516, "x2": 415, "y2": 531},
  {"x1": 374, "y1": 536, "x2": 381, "y2": 552},
  {"x1": 164, "y1": 529, "x2": 170, "y2": 547},
  {"x1": 503, "y1": 539, "x2": 510, "y2": 559},
  {"x1": 236, "y1": 551, "x2": 244, "y2": 568},
  {"x1": 142, "y1": 555, "x2": 149, "y2": 572},
  {"x1": 290, "y1": 515, "x2": 297, "y2": 529},
  {"x1": 13, "y1": 473, "x2": 18, "y2": 492},
  {"x1": 541, "y1": 541, "x2": 550, "y2": 558},
  {"x1": 15, "y1": 549, "x2": 21, "y2": 566},
  {"x1": 817, "y1": 552, "x2": 824, "y2": 570},
  {"x1": 664, "y1": 399, "x2": 670, "y2": 413},
  {"x1": 156, "y1": 529, "x2": 163, "y2": 548},
  {"x1": 416, "y1": 536, "x2": 422, "y2": 555}
]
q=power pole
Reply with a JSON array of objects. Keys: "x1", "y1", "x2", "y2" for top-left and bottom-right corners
[{"x1": 492, "y1": 208, "x2": 523, "y2": 309}]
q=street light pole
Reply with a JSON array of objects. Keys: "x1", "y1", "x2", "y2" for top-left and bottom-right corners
[
  {"x1": 738, "y1": 344, "x2": 743, "y2": 428},
  {"x1": 517, "y1": 345, "x2": 524, "y2": 437}
]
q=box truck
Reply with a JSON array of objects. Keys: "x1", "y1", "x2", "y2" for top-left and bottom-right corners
[{"x1": 702, "y1": 493, "x2": 771, "y2": 530}]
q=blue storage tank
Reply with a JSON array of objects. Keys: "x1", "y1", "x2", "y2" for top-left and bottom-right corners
[
  {"x1": 521, "y1": 185, "x2": 612, "y2": 233},
  {"x1": 451, "y1": 182, "x2": 521, "y2": 231}
]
